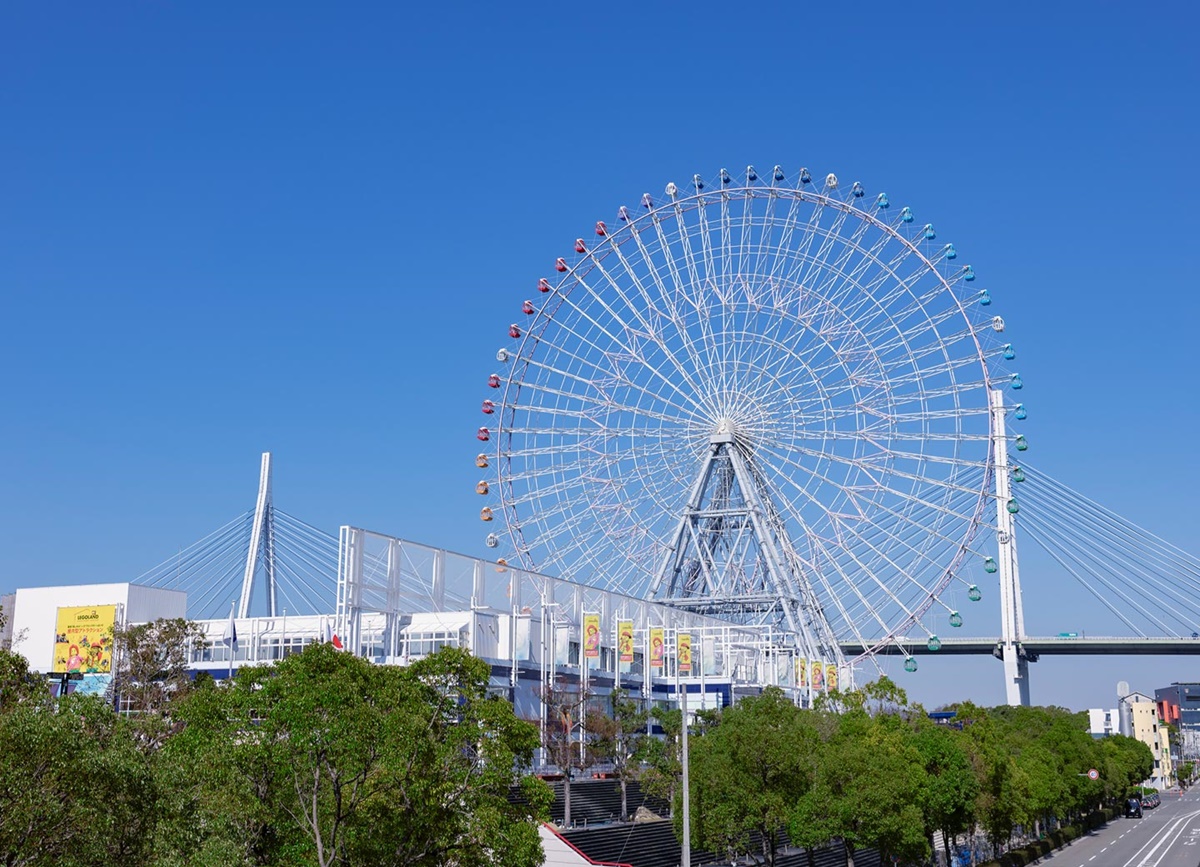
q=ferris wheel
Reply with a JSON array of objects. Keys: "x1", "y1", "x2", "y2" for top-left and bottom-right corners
[{"x1": 475, "y1": 165, "x2": 1020, "y2": 667}]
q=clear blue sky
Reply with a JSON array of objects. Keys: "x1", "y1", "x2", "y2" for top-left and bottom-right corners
[{"x1": 3, "y1": 3, "x2": 1197, "y2": 711}]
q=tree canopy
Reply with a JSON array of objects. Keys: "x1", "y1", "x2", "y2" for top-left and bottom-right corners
[
  {"x1": 681, "y1": 679, "x2": 1157, "y2": 867},
  {"x1": 0, "y1": 635, "x2": 549, "y2": 867}
]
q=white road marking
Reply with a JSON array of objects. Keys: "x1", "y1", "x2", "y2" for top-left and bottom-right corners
[{"x1": 1120, "y1": 806, "x2": 1200, "y2": 867}]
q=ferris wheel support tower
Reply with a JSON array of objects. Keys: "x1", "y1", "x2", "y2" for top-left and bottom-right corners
[
  {"x1": 647, "y1": 421, "x2": 846, "y2": 670},
  {"x1": 991, "y1": 389, "x2": 1033, "y2": 706}
]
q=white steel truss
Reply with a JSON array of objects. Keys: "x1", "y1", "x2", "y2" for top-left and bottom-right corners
[{"x1": 648, "y1": 424, "x2": 845, "y2": 669}]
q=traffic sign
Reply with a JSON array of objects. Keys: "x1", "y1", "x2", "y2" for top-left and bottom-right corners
[{"x1": 1087, "y1": 768, "x2": 1099, "y2": 780}]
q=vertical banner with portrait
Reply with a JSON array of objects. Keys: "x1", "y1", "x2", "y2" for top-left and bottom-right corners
[
  {"x1": 826, "y1": 663, "x2": 839, "y2": 692},
  {"x1": 649, "y1": 627, "x2": 665, "y2": 669},
  {"x1": 583, "y1": 613, "x2": 601, "y2": 659},
  {"x1": 677, "y1": 632, "x2": 692, "y2": 673},
  {"x1": 797, "y1": 657, "x2": 808, "y2": 689},
  {"x1": 811, "y1": 659, "x2": 826, "y2": 692},
  {"x1": 617, "y1": 620, "x2": 634, "y2": 664}
]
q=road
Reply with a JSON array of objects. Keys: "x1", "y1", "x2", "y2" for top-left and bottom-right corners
[{"x1": 1044, "y1": 788, "x2": 1200, "y2": 867}]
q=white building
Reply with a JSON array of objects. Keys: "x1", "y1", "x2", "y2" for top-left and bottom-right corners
[
  {"x1": 1088, "y1": 707, "x2": 1119, "y2": 738},
  {"x1": 9, "y1": 583, "x2": 186, "y2": 672}
]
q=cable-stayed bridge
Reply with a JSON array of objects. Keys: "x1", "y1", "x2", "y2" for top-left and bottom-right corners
[{"x1": 130, "y1": 450, "x2": 1200, "y2": 707}]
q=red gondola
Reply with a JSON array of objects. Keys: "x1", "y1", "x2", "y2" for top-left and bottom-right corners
[
  {"x1": 537, "y1": 277, "x2": 551, "y2": 292},
  {"x1": 477, "y1": 427, "x2": 490, "y2": 442},
  {"x1": 574, "y1": 238, "x2": 586, "y2": 253},
  {"x1": 509, "y1": 324, "x2": 521, "y2": 339},
  {"x1": 481, "y1": 400, "x2": 495, "y2": 414},
  {"x1": 487, "y1": 374, "x2": 500, "y2": 388},
  {"x1": 522, "y1": 300, "x2": 534, "y2": 315},
  {"x1": 555, "y1": 258, "x2": 567, "y2": 272},
  {"x1": 595, "y1": 221, "x2": 607, "y2": 236}
]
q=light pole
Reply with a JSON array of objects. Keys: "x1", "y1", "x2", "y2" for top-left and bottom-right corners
[{"x1": 676, "y1": 633, "x2": 691, "y2": 867}]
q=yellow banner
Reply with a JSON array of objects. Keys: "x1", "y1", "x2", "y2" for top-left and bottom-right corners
[
  {"x1": 826, "y1": 664, "x2": 839, "y2": 692},
  {"x1": 53, "y1": 605, "x2": 116, "y2": 674},
  {"x1": 649, "y1": 627, "x2": 665, "y2": 668},
  {"x1": 797, "y1": 657, "x2": 808, "y2": 689},
  {"x1": 811, "y1": 659, "x2": 826, "y2": 692},
  {"x1": 678, "y1": 633, "x2": 692, "y2": 673},
  {"x1": 583, "y1": 614, "x2": 601, "y2": 659},
  {"x1": 618, "y1": 620, "x2": 634, "y2": 663}
]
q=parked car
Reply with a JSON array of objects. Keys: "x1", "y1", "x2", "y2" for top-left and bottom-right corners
[
  {"x1": 1141, "y1": 792, "x2": 1161, "y2": 809},
  {"x1": 1126, "y1": 797, "x2": 1143, "y2": 818}
]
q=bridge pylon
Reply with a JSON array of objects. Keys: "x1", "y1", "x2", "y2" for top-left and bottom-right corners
[
  {"x1": 237, "y1": 452, "x2": 278, "y2": 618},
  {"x1": 991, "y1": 389, "x2": 1033, "y2": 706}
]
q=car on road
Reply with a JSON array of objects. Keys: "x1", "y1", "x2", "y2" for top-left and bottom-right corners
[
  {"x1": 1125, "y1": 797, "x2": 1143, "y2": 818},
  {"x1": 1141, "y1": 791, "x2": 1161, "y2": 809}
]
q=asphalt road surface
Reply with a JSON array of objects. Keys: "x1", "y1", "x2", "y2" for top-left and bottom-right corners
[{"x1": 1043, "y1": 788, "x2": 1200, "y2": 867}]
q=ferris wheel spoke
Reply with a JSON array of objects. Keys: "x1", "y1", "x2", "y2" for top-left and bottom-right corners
[
  {"x1": 805, "y1": 515, "x2": 926, "y2": 642},
  {"x1": 625, "y1": 212, "x2": 722, "y2": 399},
  {"x1": 763, "y1": 187, "x2": 810, "y2": 286},
  {"x1": 754, "y1": 440, "x2": 988, "y2": 562},
  {"x1": 670, "y1": 203, "x2": 726, "y2": 390},
  {"x1": 596, "y1": 230, "x2": 724, "y2": 402},
  {"x1": 530, "y1": 279, "x2": 710, "y2": 415},
  {"x1": 504, "y1": 378, "x2": 698, "y2": 429}
]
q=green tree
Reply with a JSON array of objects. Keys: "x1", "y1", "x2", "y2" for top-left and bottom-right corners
[
  {"x1": 0, "y1": 695, "x2": 157, "y2": 867},
  {"x1": 0, "y1": 645, "x2": 46, "y2": 712},
  {"x1": 688, "y1": 688, "x2": 815, "y2": 866},
  {"x1": 111, "y1": 617, "x2": 206, "y2": 709},
  {"x1": 586, "y1": 688, "x2": 649, "y2": 820},
  {"x1": 1177, "y1": 759, "x2": 1195, "y2": 787},
  {"x1": 638, "y1": 705, "x2": 682, "y2": 817},
  {"x1": 163, "y1": 643, "x2": 549, "y2": 867},
  {"x1": 538, "y1": 676, "x2": 593, "y2": 827},
  {"x1": 911, "y1": 721, "x2": 978, "y2": 861},
  {"x1": 791, "y1": 707, "x2": 929, "y2": 867},
  {"x1": 111, "y1": 617, "x2": 207, "y2": 750}
]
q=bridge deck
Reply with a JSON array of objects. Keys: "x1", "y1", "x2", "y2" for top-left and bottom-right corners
[{"x1": 839, "y1": 636, "x2": 1200, "y2": 656}]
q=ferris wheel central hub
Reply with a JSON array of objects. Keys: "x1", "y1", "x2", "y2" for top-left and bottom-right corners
[{"x1": 710, "y1": 417, "x2": 738, "y2": 444}]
